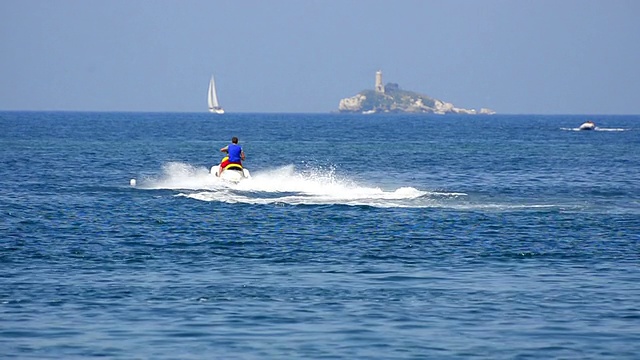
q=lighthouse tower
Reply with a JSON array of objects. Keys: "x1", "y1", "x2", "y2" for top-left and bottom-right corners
[{"x1": 375, "y1": 70, "x2": 384, "y2": 93}]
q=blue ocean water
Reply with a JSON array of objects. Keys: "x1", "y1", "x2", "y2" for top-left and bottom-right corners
[{"x1": 1, "y1": 111, "x2": 639, "y2": 359}]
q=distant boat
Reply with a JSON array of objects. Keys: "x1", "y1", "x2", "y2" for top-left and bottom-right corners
[
  {"x1": 579, "y1": 120, "x2": 596, "y2": 131},
  {"x1": 207, "y1": 75, "x2": 224, "y2": 114}
]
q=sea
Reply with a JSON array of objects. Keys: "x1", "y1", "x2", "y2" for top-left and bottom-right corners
[{"x1": 1, "y1": 111, "x2": 639, "y2": 359}]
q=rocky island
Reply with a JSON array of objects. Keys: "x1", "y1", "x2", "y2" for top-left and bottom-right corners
[{"x1": 338, "y1": 71, "x2": 495, "y2": 115}]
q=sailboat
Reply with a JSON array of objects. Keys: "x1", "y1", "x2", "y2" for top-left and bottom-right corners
[{"x1": 207, "y1": 75, "x2": 225, "y2": 114}]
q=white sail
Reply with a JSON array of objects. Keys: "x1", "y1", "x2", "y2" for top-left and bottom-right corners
[{"x1": 207, "y1": 75, "x2": 224, "y2": 114}]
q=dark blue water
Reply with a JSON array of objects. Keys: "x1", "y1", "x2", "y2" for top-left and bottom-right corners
[{"x1": 1, "y1": 112, "x2": 639, "y2": 359}]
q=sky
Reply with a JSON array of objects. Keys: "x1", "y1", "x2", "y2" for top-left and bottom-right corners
[{"x1": 1, "y1": 0, "x2": 639, "y2": 114}]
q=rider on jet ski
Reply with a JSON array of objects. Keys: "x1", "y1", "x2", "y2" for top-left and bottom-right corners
[{"x1": 217, "y1": 136, "x2": 245, "y2": 176}]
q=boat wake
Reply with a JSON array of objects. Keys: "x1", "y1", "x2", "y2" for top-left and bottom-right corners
[
  {"x1": 561, "y1": 127, "x2": 629, "y2": 132},
  {"x1": 129, "y1": 162, "x2": 588, "y2": 210},
  {"x1": 130, "y1": 162, "x2": 465, "y2": 208}
]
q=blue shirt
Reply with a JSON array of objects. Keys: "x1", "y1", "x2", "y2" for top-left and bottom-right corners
[{"x1": 227, "y1": 144, "x2": 242, "y2": 163}]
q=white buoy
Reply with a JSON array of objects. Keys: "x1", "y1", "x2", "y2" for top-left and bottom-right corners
[{"x1": 130, "y1": 178, "x2": 137, "y2": 187}]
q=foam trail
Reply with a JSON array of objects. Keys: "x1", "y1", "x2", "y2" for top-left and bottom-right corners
[
  {"x1": 561, "y1": 127, "x2": 630, "y2": 132},
  {"x1": 134, "y1": 162, "x2": 225, "y2": 190},
  {"x1": 595, "y1": 127, "x2": 628, "y2": 132},
  {"x1": 131, "y1": 162, "x2": 581, "y2": 210},
  {"x1": 174, "y1": 164, "x2": 464, "y2": 207}
]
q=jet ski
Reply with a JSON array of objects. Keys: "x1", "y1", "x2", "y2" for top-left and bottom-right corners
[
  {"x1": 578, "y1": 121, "x2": 596, "y2": 131},
  {"x1": 211, "y1": 159, "x2": 250, "y2": 183}
]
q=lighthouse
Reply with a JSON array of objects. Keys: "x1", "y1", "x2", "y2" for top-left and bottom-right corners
[{"x1": 375, "y1": 70, "x2": 384, "y2": 93}]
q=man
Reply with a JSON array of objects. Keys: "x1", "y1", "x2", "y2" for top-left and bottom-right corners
[{"x1": 218, "y1": 136, "x2": 245, "y2": 176}]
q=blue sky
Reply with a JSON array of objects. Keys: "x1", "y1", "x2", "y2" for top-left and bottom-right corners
[{"x1": 1, "y1": 0, "x2": 638, "y2": 114}]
